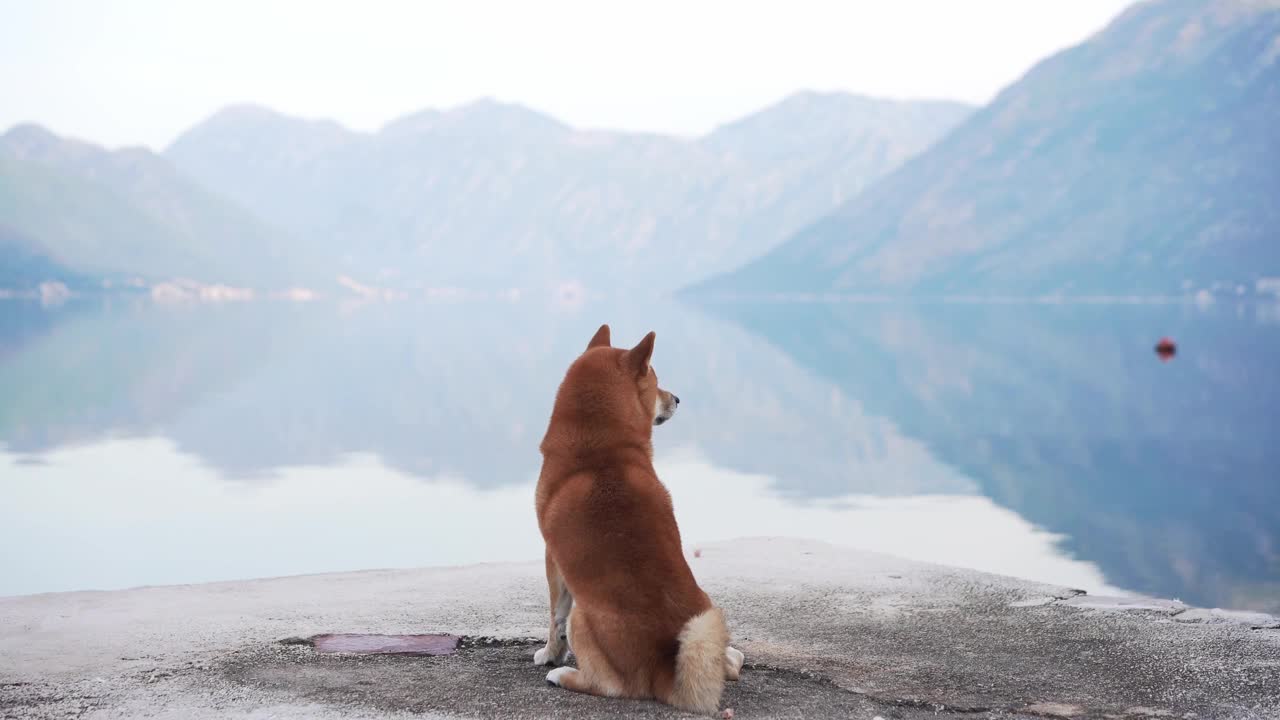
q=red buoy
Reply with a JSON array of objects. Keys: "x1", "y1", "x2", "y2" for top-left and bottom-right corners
[{"x1": 1155, "y1": 336, "x2": 1177, "y2": 362}]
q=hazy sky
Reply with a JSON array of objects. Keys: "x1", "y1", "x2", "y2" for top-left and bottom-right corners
[{"x1": 1, "y1": 0, "x2": 1135, "y2": 150}]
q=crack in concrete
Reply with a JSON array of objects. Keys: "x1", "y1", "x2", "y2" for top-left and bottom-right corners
[
  {"x1": 742, "y1": 661, "x2": 1002, "y2": 716},
  {"x1": 456, "y1": 635, "x2": 543, "y2": 649},
  {"x1": 736, "y1": 660, "x2": 1188, "y2": 720}
]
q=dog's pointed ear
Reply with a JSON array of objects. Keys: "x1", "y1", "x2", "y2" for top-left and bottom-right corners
[
  {"x1": 625, "y1": 331, "x2": 656, "y2": 377},
  {"x1": 587, "y1": 324, "x2": 611, "y2": 350}
]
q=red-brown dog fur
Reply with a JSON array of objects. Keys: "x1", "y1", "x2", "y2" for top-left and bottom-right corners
[{"x1": 534, "y1": 324, "x2": 744, "y2": 715}]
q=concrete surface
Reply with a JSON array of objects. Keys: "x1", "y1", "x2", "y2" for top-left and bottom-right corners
[{"x1": 1, "y1": 538, "x2": 1277, "y2": 720}]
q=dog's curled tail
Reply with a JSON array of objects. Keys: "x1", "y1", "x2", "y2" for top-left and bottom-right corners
[{"x1": 668, "y1": 606, "x2": 730, "y2": 715}]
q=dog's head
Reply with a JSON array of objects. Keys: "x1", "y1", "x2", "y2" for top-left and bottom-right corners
[{"x1": 581, "y1": 323, "x2": 679, "y2": 428}]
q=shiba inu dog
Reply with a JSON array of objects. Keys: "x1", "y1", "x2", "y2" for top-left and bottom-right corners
[{"x1": 533, "y1": 324, "x2": 744, "y2": 715}]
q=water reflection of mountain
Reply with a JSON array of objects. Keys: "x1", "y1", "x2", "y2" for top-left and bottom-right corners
[
  {"x1": 4, "y1": 299, "x2": 1278, "y2": 609},
  {"x1": 699, "y1": 300, "x2": 1280, "y2": 612},
  {"x1": 0, "y1": 300, "x2": 969, "y2": 498},
  {"x1": 0, "y1": 300, "x2": 92, "y2": 361}
]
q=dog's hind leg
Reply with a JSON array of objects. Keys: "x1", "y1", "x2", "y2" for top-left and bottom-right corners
[
  {"x1": 533, "y1": 549, "x2": 573, "y2": 666},
  {"x1": 545, "y1": 606, "x2": 623, "y2": 699}
]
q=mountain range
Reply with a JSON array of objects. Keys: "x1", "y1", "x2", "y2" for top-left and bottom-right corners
[
  {"x1": 0, "y1": 92, "x2": 971, "y2": 292},
  {"x1": 3, "y1": 0, "x2": 1277, "y2": 297},
  {"x1": 693, "y1": 0, "x2": 1280, "y2": 297},
  {"x1": 163, "y1": 92, "x2": 970, "y2": 292}
]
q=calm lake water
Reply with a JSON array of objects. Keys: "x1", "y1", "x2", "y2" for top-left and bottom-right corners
[{"x1": 1, "y1": 297, "x2": 1277, "y2": 612}]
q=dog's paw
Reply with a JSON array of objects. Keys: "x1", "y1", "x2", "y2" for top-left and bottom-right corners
[
  {"x1": 534, "y1": 645, "x2": 568, "y2": 666},
  {"x1": 545, "y1": 666, "x2": 575, "y2": 687},
  {"x1": 725, "y1": 646, "x2": 745, "y2": 681}
]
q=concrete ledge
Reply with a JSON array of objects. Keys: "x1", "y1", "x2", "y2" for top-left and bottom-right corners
[{"x1": 2, "y1": 538, "x2": 1277, "y2": 719}]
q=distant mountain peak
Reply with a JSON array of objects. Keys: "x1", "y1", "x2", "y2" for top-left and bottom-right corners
[
  {"x1": 168, "y1": 104, "x2": 357, "y2": 156},
  {"x1": 377, "y1": 108, "x2": 443, "y2": 137},
  {"x1": 2, "y1": 123, "x2": 81, "y2": 153},
  {"x1": 771, "y1": 90, "x2": 892, "y2": 110},
  {"x1": 380, "y1": 97, "x2": 569, "y2": 139},
  {"x1": 1065, "y1": 0, "x2": 1280, "y2": 76},
  {"x1": 704, "y1": 91, "x2": 972, "y2": 144},
  {"x1": 707, "y1": 91, "x2": 972, "y2": 138},
  {"x1": 1, "y1": 123, "x2": 58, "y2": 144},
  {"x1": 195, "y1": 103, "x2": 354, "y2": 132},
  {"x1": 700, "y1": 90, "x2": 973, "y2": 173},
  {"x1": 203, "y1": 103, "x2": 282, "y2": 122},
  {"x1": 0, "y1": 123, "x2": 107, "y2": 166}
]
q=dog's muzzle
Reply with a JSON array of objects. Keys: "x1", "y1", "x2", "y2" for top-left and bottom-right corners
[{"x1": 654, "y1": 393, "x2": 679, "y2": 425}]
